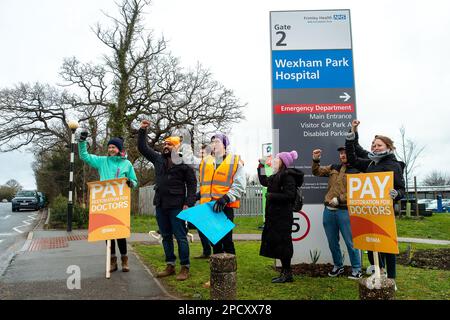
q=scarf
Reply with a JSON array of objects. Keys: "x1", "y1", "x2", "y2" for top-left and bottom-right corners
[{"x1": 368, "y1": 150, "x2": 393, "y2": 164}]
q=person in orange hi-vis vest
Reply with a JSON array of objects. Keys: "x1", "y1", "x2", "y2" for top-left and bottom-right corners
[{"x1": 199, "y1": 133, "x2": 246, "y2": 255}]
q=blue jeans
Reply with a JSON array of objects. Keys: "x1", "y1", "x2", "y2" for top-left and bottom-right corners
[
  {"x1": 198, "y1": 230, "x2": 212, "y2": 256},
  {"x1": 156, "y1": 207, "x2": 190, "y2": 266},
  {"x1": 322, "y1": 207, "x2": 361, "y2": 272}
]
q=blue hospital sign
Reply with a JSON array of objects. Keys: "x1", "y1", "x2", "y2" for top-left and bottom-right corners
[
  {"x1": 270, "y1": 10, "x2": 357, "y2": 204},
  {"x1": 270, "y1": 10, "x2": 357, "y2": 265}
]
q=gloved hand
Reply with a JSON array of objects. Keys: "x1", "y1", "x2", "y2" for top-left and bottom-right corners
[
  {"x1": 79, "y1": 131, "x2": 89, "y2": 141},
  {"x1": 345, "y1": 131, "x2": 355, "y2": 141},
  {"x1": 213, "y1": 194, "x2": 230, "y2": 213},
  {"x1": 330, "y1": 197, "x2": 339, "y2": 206},
  {"x1": 389, "y1": 189, "x2": 398, "y2": 199},
  {"x1": 126, "y1": 179, "x2": 133, "y2": 188}
]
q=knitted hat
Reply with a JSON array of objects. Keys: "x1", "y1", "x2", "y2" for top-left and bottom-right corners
[
  {"x1": 108, "y1": 137, "x2": 124, "y2": 152},
  {"x1": 164, "y1": 136, "x2": 181, "y2": 147},
  {"x1": 276, "y1": 150, "x2": 298, "y2": 168},
  {"x1": 211, "y1": 133, "x2": 230, "y2": 148}
]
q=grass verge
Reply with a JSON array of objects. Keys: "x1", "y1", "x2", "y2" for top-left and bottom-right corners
[{"x1": 133, "y1": 241, "x2": 450, "y2": 300}]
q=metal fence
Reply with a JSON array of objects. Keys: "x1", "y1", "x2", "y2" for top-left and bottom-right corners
[{"x1": 138, "y1": 185, "x2": 264, "y2": 216}]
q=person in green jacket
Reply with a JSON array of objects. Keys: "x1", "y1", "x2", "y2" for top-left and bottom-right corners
[{"x1": 78, "y1": 131, "x2": 138, "y2": 272}]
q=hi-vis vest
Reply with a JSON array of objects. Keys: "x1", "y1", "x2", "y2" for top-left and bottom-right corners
[{"x1": 199, "y1": 154, "x2": 240, "y2": 208}]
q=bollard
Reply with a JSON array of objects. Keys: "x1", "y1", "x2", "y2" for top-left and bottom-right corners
[
  {"x1": 210, "y1": 253, "x2": 237, "y2": 300},
  {"x1": 358, "y1": 277, "x2": 396, "y2": 300}
]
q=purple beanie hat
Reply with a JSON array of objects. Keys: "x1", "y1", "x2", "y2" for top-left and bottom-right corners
[
  {"x1": 276, "y1": 150, "x2": 298, "y2": 168},
  {"x1": 211, "y1": 133, "x2": 230, "y2": 148}
]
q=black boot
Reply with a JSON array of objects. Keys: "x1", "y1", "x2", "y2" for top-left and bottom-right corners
[{"x1": 272, "y1": 268, "x2": 293, "y2": 283}]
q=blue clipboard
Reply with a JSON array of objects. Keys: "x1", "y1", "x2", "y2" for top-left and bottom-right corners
[{"x1": 177, "y1": 201, "x2": 235, "y2": 245}]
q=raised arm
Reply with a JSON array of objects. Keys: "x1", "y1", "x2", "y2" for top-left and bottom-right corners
[
  {"x1": 257, "y1": 161, "x2": 269, "y2": 187},
  {"x1": 78, "y1": 140, "x2": 102, "y2": 169},
  {"x1": 311, "y1": 149, "x2": 332, "y2": 177},
  {"x1": 137, "y1": 120, "x2": 162, "y2": 164},
  {"x1": 345, "y1": 132, "x2": 371, "y2": 172}
]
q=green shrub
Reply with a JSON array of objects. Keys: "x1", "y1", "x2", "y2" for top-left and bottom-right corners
[{"x1": 49, "y1": 194, "x2": 88, "y2": 229}]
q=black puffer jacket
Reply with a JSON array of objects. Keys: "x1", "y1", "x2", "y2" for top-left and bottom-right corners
[
  {"x1": 257, "y1": 166, "x2": 304, "y2": 260},
  {"x1": 138, "y1": 128, "x2": 197, "y2": 209},
  {"x1": 345, "y1": 137, "x2": 405, "y2": 201}
]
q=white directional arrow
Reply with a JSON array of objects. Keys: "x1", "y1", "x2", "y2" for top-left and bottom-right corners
[{"x1": 339, "y1": 92, "x2": 351, "y2": 102}]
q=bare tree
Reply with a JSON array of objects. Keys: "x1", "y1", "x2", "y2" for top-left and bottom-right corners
[
  {"x1": 0, "y1": 0, "x2": 245, "y2": 194},
  {"x1": 59, "y1": 0, "x2": 245, "y2": 161},
  {"x1": 423, "y1": 170, "x2": 449, "y2": 186},
  {"x1": 395, "y1": 125, "x2": 425, "y2": 196},
  {"x1": 5, "y1": 179, "x2": 23, "y2": 193}
]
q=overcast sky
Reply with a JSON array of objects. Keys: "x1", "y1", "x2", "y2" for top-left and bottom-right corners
[{"x1": 1, "y1": 0, "x2": 449, "y2": 189}]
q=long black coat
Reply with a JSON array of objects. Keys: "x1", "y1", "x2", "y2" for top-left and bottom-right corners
[{"x1": 257, "y1": 166, "x2": 304, "y2": 260}]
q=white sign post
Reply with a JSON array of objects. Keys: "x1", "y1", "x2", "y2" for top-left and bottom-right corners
[{"x1": 270, "y1": 9, "x2": 357, "y2": 265}]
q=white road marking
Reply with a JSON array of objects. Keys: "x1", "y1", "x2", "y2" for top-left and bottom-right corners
[
  {"x1": 12, "y1": 213, "x2": 38, "y2": 234},
  {"x1": 0, "y1": 215, "x2": 11, "y2": 220},
  {"x1": 0, "y1": 239, "x2": 4, "y2": 244},
  {"x1": 0, "y1": 233, "x2": 14, "y2": 236}
]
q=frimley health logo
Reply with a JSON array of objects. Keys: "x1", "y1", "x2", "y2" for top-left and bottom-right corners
[{"x1": 333, "y1": 14, "x2": 347, "y2": 20}]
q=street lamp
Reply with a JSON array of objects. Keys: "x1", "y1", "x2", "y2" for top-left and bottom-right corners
[{"x1": 67, "y1": 120, "x2": 79, "y2": 232}]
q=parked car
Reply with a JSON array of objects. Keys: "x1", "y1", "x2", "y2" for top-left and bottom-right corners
[
  {"x1": 11, "y1": 190, "x2": 40, "y2": 212},
  {"x1": 37, "y1": 192, "x2": 47, "y2": 209},
  {"x1": 426, "y1": 199, "x2": 450, "y2": 212},
  {"x1": 417, "y1": 199, "x2": 434, "y2": 205}
]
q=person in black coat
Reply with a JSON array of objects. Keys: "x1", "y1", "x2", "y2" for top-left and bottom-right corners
[
  {"x1": 345, "y1": 122, "x2": 405, "y2": 289},
  {"x1": 137, "y1": 120, "x2": 197, "y2": 281},
  {"x1": 257, "y1": 150, "x2": 304, "y2": 283}
]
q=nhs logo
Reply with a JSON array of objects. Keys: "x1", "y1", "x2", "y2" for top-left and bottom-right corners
[{"x1": 333, "y1": 14, "x2": 347, "y2": 20}]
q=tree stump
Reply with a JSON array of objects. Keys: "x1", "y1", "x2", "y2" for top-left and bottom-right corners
[
  {"x1": 358, "y1": 277, "x2": 396, "y2": 300},
  {"x1": 210, "y1": 253, "x2": 237, "y2": 300}
]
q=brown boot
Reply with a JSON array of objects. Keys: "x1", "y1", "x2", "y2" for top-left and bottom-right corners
[
  {"x1": 157, "y1": 264, "x2": 176, "y2": 278},
  {"x1": 110, "y1": 256, "x2": 118, "y2": 272},
  {"x1": 176, "y1": 266, "x2": 190, "y2": 281},
  {"x1": 121, "y1": 256, "x2": 130, "y2": 272}
]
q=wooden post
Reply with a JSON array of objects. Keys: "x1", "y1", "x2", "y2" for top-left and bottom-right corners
[
  {"x1": 106, "y1": 239, "x2": 111, "y2": 279},
  {"x1": 210, "y1": 253, "x2": 237, "y2": 300},
  {"x1": 414, "y1": 176, "x2": 419, "y2": 217},
  {"x1": 373, "y1": 251, "x2": 381, "y2": 279}
]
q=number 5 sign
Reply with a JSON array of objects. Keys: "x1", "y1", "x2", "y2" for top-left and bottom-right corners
[{"x1": 292, "y1": 211, "x2": 310, "y2": 241}]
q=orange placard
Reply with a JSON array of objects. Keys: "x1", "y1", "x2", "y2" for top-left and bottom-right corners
[
  {"x1": 347, "y1": 172, "x2": 399, "y2": 254},
  {"x1": 87, "y1": 178, "x2": 131, "y2": 242}
]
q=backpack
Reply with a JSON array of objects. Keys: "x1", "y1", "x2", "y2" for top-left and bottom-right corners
[{"x1": 292, "y1": 186, "x2": 304, "y2": 212}]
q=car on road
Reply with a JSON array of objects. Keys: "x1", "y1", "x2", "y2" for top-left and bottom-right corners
[{"x1": 11, "y1": 190, "x2": 40, "y2": 212}]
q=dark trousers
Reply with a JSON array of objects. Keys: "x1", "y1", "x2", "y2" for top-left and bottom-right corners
[
  {"x1": 280, "y1": 257, "x2": 291, "y2": 271},
  {"x1": 368, "y1": 251, "x2": 396, "y2": 278},
  {"x1": 107, "y1": 239, "x2": 127, "y2": 256},
  {"x1": 198, "y1": 230, "x2": 212, "y2": 256},
  {"x1": 212, "y1": 207, "x2": 235, "y2": 255}
]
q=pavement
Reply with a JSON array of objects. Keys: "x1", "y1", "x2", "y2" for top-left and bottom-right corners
[
  {"x1": 1, "y1": 206, "x2": 448, "y2": 300},
  {"x1": 0, "y1": 209, "x2": 176, "y2": 300}
]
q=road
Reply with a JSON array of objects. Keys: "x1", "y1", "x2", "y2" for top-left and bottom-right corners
[{"x1": 0, "y1": 202, "x2": 42, "y2": 275}]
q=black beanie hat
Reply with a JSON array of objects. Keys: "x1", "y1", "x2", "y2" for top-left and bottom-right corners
[{"x1": 108, "y1": 137, "x2": 124, "y2": 152}]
